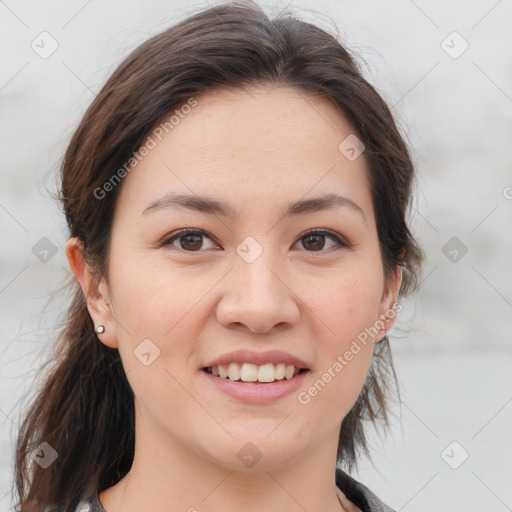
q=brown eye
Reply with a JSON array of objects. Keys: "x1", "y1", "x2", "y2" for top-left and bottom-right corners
[
  {"x1": 179, "y1": 233, "x2": 203, "y2": 251},
  {"x1": 302, "y1": 233, "x2": 327, "y2": 251},
  {"x1": 297, "y1": 230, "x2": 348, "y2": 252},
  {"x1": 163, "y1": 230, "x2": 217, "y2": 251}
]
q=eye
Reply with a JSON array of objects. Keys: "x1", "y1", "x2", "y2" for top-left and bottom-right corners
[
  {"x1": 162, "y1": 229, "x2": 219, "y2": 252},
  {"x1": 295, "y1": 229, "x2": 348, "y2": 252},
  {"x1": 161, "y1": 228, "x2": 349, "y2": 253}
]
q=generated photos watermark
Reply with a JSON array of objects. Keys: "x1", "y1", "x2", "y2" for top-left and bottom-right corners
[
  {"x1": 93, "y1": 97, "x2": 198, "y2": 200},
  {"x1": 297, "y1": 302, "x2": 402, "y2": 405}
]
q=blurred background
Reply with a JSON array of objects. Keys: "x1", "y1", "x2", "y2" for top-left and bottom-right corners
[{"x1": 1, "y1": 1, "x2": 511, "y2": 511}]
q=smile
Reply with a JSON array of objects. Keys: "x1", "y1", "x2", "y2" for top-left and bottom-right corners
[{"x1": 203, "y1": 362, "x2": 309, "y2": 383}]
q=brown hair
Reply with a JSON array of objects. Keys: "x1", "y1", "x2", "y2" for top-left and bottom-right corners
[{"x1": 13, "y1": 1, "x2": 423, "y2": 510}]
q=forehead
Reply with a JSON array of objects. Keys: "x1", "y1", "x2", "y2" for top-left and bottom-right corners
[
  {"x1": 114, "y1": 85, "x2": 372, "y2": 219},
  {"x1": 171, "y1": 85, "x2": 357, "y2": 161}
]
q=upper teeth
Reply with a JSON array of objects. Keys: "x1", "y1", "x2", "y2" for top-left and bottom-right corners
[{"x1": 208, "y1": 363, "x2": 302, "y2": 382}]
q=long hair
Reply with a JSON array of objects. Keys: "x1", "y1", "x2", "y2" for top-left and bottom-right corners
[{"x1": 13, "y1": 1, "x2": 423, "y2": 510}]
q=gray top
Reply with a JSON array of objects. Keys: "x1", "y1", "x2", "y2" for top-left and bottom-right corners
[{"x1": 66, "y1": 468, "x2": 395, "y2": 512}]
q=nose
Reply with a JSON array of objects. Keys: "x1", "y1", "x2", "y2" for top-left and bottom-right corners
[{"x1": 215, "y1": 253, "x2": 300, "y2": 334}]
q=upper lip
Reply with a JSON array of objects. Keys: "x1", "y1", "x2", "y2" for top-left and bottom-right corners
[{"x1": 202, "y1": 350, "x2": 310, "y2": 370}]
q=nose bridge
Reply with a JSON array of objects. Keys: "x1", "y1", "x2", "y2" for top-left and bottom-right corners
[
  {"x1": 233, "y1": 234, "x2": 284, "y2": 301},
  {"x1": 216, "y1": 235, "x2": 300, "y2": 332}
]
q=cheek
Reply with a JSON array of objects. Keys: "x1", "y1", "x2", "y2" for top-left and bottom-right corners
[
  {"x1": 107, "y1": 259, "x2": 200, "y2": 421},
  {"x1": 297, "y1": 265, "x2": 382, "y2": 415},
  {"x1": 306, "y1": 262, "x2": 383, "y2": 344},
  {"x1": 107, "y1": 253, "x2": 216, "y2": 385},
  {"x1": 109, "y1": 252, "x2": 198, "y2": 333}
]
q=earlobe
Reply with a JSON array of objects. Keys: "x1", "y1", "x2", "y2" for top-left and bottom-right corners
[{"x1": 65, "y1": 237, "x2": 118, "y2": 348}]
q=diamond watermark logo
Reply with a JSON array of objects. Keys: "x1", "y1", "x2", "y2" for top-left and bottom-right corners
[
  {"x1": 236, "y1": 236, "x2": 263, "y2": 264},
  {"x1": 338, "y1": 134, "x2": 365, "y2": 161},
  {"x1": 31, "y1": 31, "x2": 59, "y2": 59},
  {"x1": 441, "y1": 31, "x2": 469, "y2": 59},
  {"x1": 236, "y1": 442, "x2": 263, "y2": 468},
  {"x1": 134, "y1": 338, "x2": 161, "y2": 366},
  {"x1": 32, "y1": 237, "x2": 58, "y2": 263},
  {"x1": 442, "y1": 236, "x2": 468, "y2": 263},
  {"x1": 32, "y1": 442, "x2": 58, "y2": 469},
  {"x1": 441, "y1": 441, "x2": 469, "y2": 469}
]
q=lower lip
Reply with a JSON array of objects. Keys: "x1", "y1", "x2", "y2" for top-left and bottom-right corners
[{"x1": 200, "y1": 369, "x2": 310, "y2": 403}]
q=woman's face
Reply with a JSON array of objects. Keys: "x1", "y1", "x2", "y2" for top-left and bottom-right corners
[{"x1": 79, "y1": 86, "x2": 401, "y2": 471}]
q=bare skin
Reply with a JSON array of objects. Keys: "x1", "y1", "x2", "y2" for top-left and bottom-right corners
[{"x1": 66, "y1": 85, "x2": 401, "y2": 512}]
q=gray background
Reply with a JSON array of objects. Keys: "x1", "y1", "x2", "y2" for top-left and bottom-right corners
[{"x1": 1, "y1": 0, "x2": 511, "y2": 511}]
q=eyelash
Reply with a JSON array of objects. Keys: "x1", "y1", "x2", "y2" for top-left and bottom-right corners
[{"x1": 160, "y1": 228, "x2": 349, "y2": 253}]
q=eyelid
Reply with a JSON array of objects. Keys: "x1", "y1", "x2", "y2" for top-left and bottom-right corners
[
  {"x1": 296, "y1": 228, "x2": 349, "y2": 246},
  {"x1": 160, "y1": 228, "x2": 351, "y2": 252},
  {"x1": 160, "y1": 228, "x2": 220, "y2": 250}
]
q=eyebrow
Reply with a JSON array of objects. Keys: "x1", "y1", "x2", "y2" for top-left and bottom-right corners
[{"x1": 142, "y1": 192, "x2": 366, "y2": 222}]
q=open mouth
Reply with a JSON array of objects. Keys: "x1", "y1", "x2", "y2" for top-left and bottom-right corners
[{"x1": 202, "y1": 366, "x2": 309, "y2": 384}]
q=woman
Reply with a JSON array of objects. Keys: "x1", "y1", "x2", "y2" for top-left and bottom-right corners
[{"x1": 13, "y1": 1, "x2": 423, "y2": 511}]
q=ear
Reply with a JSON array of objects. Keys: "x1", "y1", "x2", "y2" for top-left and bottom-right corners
[
  {"x1": 65, "y1": 237, "x2": 118, "y2": 348},
  {"x1": 375, "y1": 265, "x2": 403, "y2": 343}
]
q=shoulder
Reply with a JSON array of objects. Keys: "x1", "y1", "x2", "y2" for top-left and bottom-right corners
[
  {"x1": 336, "y1": 468, "x2": 396, "y2": 512},
  {"x1": 59, "y1": 493, "x2": 105, "y2": 512}
]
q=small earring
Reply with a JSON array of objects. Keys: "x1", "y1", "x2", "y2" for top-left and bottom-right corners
[{"x1": 95, "y1": 325, "x2": 105, "y2": 334}]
